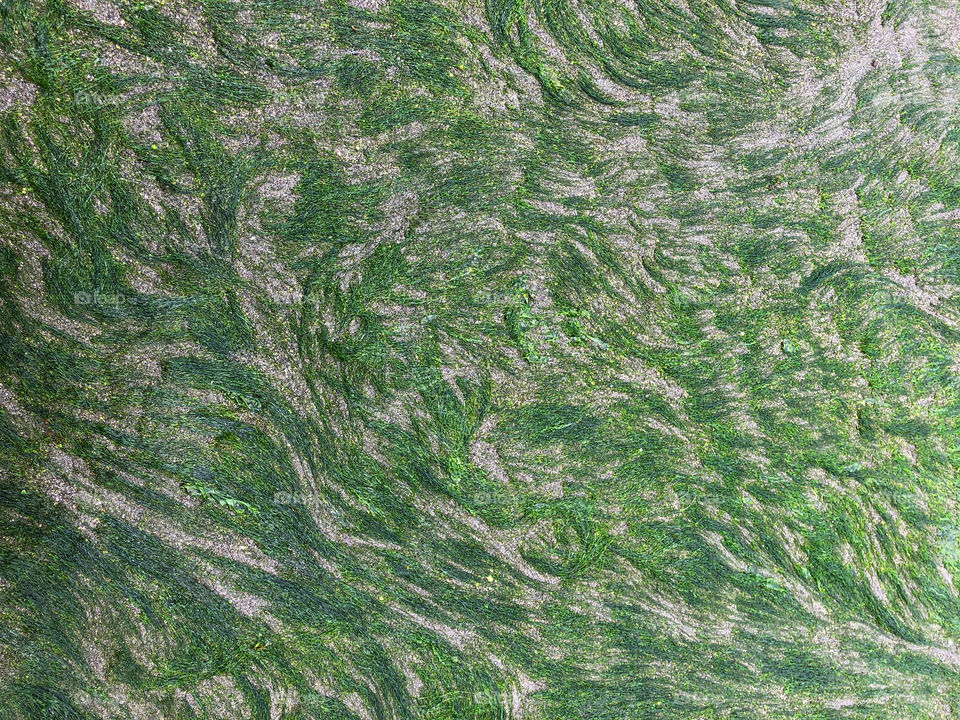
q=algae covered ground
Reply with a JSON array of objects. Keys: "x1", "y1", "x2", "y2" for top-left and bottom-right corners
[{"x1": 2, "y1": 0, "x2": 960, "y2": 716}]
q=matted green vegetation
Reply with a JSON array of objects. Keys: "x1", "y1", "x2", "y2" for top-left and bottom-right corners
[{"x1": 1, "y1": 0, "x2": 960, "y2": 716}]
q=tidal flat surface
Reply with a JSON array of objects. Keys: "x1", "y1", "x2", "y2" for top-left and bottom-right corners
[{"x1": 1, "y1": 0, "x2": 960, "y2": 717}]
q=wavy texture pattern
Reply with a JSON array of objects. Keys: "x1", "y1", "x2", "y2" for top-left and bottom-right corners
[{"x1": 2, "y1": 0, "x2": 960, "y2": 717}]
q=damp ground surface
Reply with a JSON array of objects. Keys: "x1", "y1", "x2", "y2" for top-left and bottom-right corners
[{"x1": 2, "y1": 0, "x2": 960, "y2": 717}]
